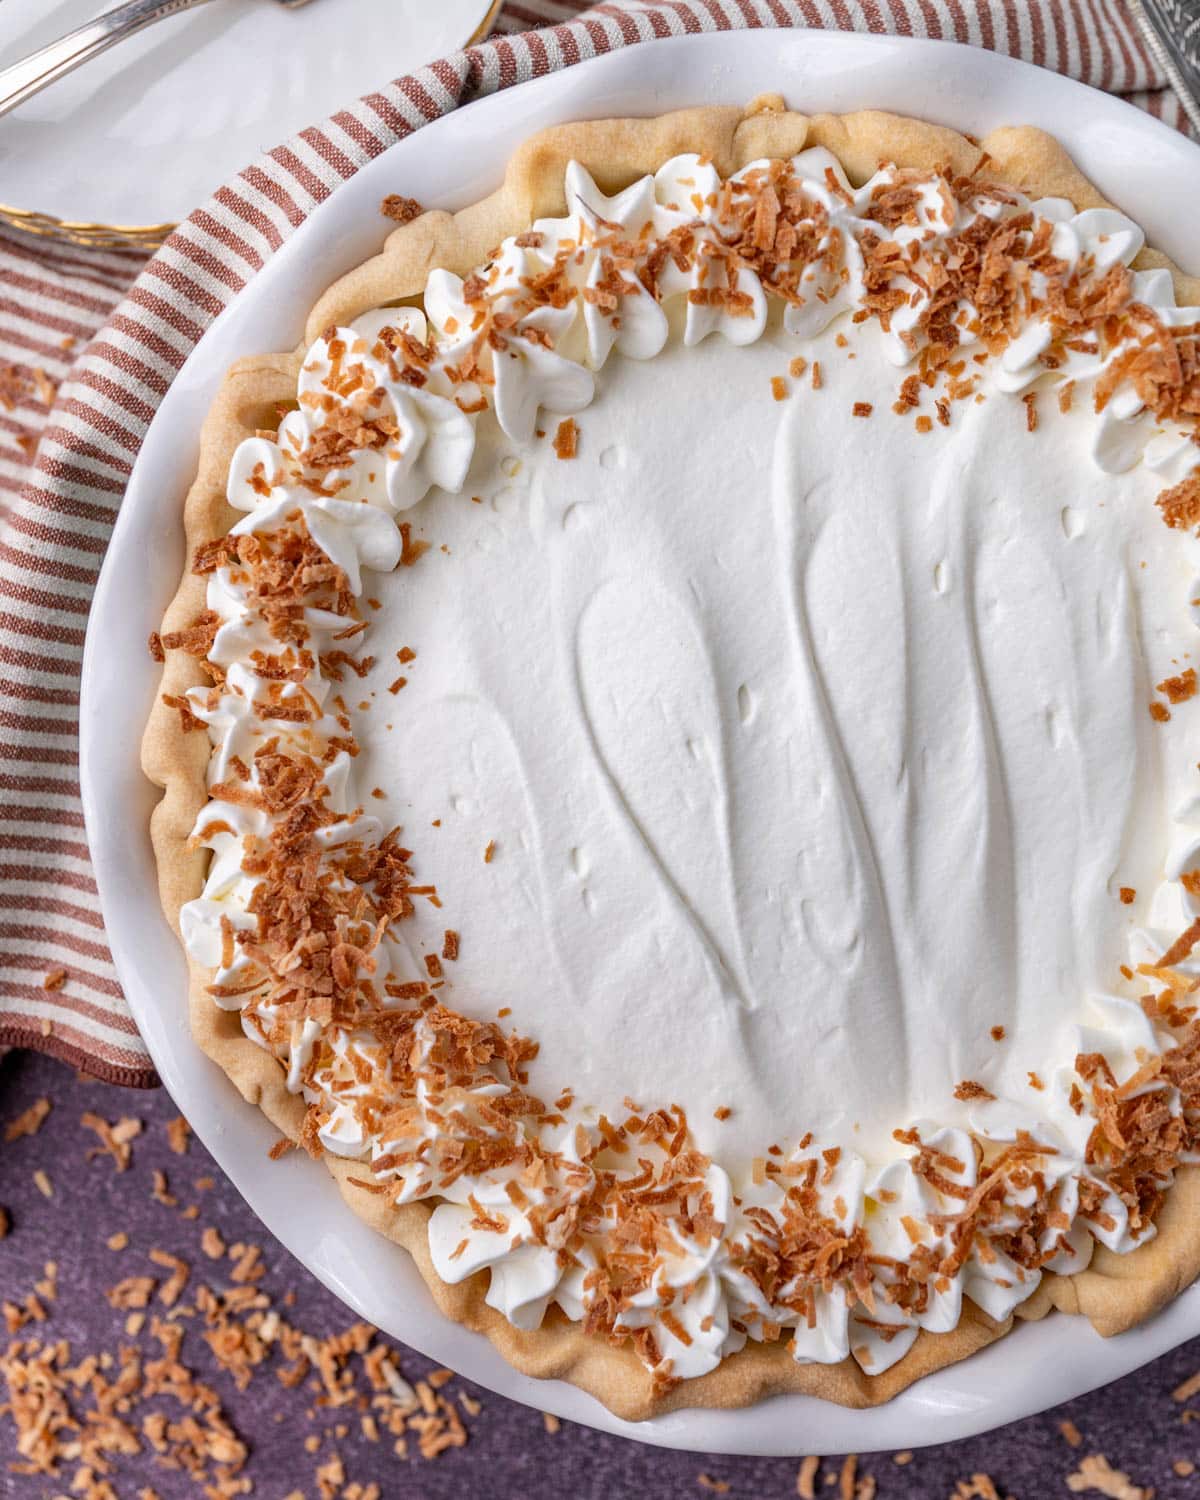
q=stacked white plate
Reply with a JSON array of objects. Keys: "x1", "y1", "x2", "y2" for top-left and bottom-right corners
[{"x1": 0, "y1": 0, "x2": 497, "y2": 230}]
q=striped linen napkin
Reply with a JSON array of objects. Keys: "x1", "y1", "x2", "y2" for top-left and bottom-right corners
[{"x1": 0, "y1": 0, "x2": 1192, "y2": 1087}]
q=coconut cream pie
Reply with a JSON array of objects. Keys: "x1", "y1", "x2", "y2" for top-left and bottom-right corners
[{"x1": 144, "y1": 101, "x2": 1200, "y2": 1418}]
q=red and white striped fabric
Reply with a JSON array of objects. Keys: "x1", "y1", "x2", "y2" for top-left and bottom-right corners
[{"x1": 0, "y1": 0, "x2": 1191, "y2": 1087}]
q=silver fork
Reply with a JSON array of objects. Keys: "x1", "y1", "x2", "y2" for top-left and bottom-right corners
[{"x1": 0, "y1": 0, "x2": 314, "y2": 123}]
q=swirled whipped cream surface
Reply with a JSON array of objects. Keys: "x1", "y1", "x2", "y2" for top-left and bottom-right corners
[{"x1": 177, "y1": 145, "x2": 1200, "y2": 1383}]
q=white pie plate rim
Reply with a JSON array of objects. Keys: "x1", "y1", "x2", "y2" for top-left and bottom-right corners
[{"x1": 80, "y1": 29, "x2": 1200, "y2": 1457}]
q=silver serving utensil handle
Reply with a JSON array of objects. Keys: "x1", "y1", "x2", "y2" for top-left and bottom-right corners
[{"x1": 0, "y1": 0, "x2": 224, "y2": 122}]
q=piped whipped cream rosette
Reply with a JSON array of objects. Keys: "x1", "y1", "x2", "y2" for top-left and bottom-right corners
[{"x1": 166, "y1": 144, "x2": 1200, "y2": 1388}]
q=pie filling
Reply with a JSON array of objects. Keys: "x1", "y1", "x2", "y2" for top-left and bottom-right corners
[{"x1": 166, "y1": 146, "x2": 1200, "y2": 1387}]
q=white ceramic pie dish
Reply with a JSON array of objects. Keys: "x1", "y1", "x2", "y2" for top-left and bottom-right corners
[{"x1": 80, "y1": 29, "x2": 1200, "y2": 1456}]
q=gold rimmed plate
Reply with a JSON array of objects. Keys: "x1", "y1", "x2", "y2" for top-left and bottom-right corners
[{"x1": 0, "y1": 0, "x2": 502, "y2": 250}]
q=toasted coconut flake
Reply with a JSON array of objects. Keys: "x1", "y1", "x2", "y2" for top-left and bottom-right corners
[
  {"x1": 953, "y1": 1480, "x2": 1003, "y2": 1500},
  {"x1": 5, "y1": 1098, "x2": 51, "y2": 1142},
  {"x1": 1159, "y1": 472, "x2": 1200, "y2": 533},
  {"x1": 553, "y1": 418, "x2": 579, "y2": 458},
  {"x1": 1065, "y1": 1453, "x2": 1150, "y2": 1498},
  {"x1": 1174, "y1": 1368, "x2": 1200, "y2": 1402},
  {"x1": 1161, "y1": 917, "x2": 1200, "y2": 968},
  {"x1": 381, "y1": 195, "x2": 424, "y2": 225},
  {"x1": 398, "y1": 522, "x2": 431, "y2": 568},
  {"x1": 797, "y1": 1456, "x2": 820, "y2": 1498},
  {"x1": 81, "y1": 1113, "x2": 142, "y2": 1172},
  {"x1": 164, "y1": 1115, "x2": 192, "y2": 1156},
  {"x1": 954, "y1": 1080, "x2": 995, "y2": 1102},
  {"x1": 1159, "y1": 667, "x2": 1197, "y2": 704}
]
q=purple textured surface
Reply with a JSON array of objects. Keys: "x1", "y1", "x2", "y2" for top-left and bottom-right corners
[{"x1": 4, "y1": 1046, "x2": 1200, "y2": 1497}]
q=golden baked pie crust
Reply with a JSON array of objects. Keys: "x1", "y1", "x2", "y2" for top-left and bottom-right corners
[{"x1": 142, "y1": 100, "x2": 1200, "y2": 1421}]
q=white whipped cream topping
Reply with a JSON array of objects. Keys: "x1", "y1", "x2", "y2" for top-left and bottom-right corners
[{"x1": 179, "y1": 149, "x2": 1200, "y2": 1380}]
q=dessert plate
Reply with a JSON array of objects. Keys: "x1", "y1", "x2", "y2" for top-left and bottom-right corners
[
  {"x1": 0, "y1": 0, "x2": 498, "y2": 236},
  {"x1": 81, "y1": 29, "x2": 1200, "y2": 1455}
]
